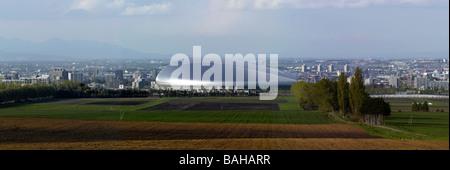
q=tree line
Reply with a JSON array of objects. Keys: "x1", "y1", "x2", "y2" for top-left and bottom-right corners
[
  {"x1": 0, "y1": 80, "x2": 151, "y2": 104},
  {"x1": 411, "y1": 101, "x2": 429, "y2": 112},
  {"x1": 291, "y1": 67, "x2": 391, "y2": 125},
  {"x1": 1, "y1": 80, "x2": 271, "y2": 104}
]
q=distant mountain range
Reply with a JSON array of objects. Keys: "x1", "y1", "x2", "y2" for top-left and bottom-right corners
[{"x1": 0, "y1": 37, "x2": 168, "y2": 61}]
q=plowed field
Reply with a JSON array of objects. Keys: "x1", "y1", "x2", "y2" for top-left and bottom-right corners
[{"x1": 0, "y1": 117, "x2": 447, "y2": 150}]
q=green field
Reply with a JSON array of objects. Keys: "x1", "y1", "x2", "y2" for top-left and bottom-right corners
[
  {"x1": 364, "y1": 98, "x2": 449, "y2": 141},
  {"x1": 1, "y1": 96, "x2": 447, "y2": 141},
  {"x1": 384, "y1": 98, "x2": 449, "y2": 112},
  {"x1": 0, "y1": 96, "x2": 331, "y2": 124}
]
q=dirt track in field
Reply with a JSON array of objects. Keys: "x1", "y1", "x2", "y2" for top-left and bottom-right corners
[{"x1": 0, "y1": 117, "x2": 448, "y2": 150}]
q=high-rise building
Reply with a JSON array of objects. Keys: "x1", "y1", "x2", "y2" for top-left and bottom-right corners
[
  {"x1": 389, "y1": 76, "x2": 399, "y2": 88},
  {"x1": 93, "y1": 69, "x2": 99, "y2": 77},
  {"x1": 132, "y1": 78, "x2": 146, "y2": 89},
  {"x1": 317, "y1": 64, "x2": 321, "y2": 72},
  {"x1": 364, "y1": 77, "x2": 373, "y2": 86},
  {"x1": 114, "y1": 70, "x2": 124, "y2": 80},
  {"x1": 344, "y1": 64, "x2": 349, "y2": 72},
  {"x1": 328, "y1": 64, "x2": 333, "y2": 72},
  {"x1": 133, "y1": 70, "x2": 146, "y2": 80},
  {"x1": 407, "y1": 73, "x2": 413, "y2": 87},
  {"x1": 68, "y1": 72, "x2": 83, "y2": 82},
  {"x1": 50, "y1": 69, "x2": 68, "y2": 82},
  {"x1": 106, "y1": 75, "x2": 120, "y2": 89},
  {"x1": 301, "y1": 64, "x2": 306, "y2": 73},
  {"x1": 414, "y1": 77, "x2": 429, "y2": 90},
  {"x1": 429, "y1": 80, "x2": 449, "y2": 91}
]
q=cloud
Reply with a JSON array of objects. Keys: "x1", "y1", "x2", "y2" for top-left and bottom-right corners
[
  {"x1": 67, "y1": 0, "x2": 171, "y2": 16},
  {"x1": 106, "y1": 0, "x2": 126, "y2": 9},
  {"x1": 254, "y1": 0, "x2": 284, "y2": 9},
  {"x1": 218, "y1": 0, "x2": 448, "y2": 10},
  {"x1": 226, "y1": 0, "x2": 247, "y2": 10},
  {"x1": 69, "y1": 0, "x2": 103, "y2": 11},
  {"x1": 119, "y1": 3, "x2": 172, "y2": 16}
]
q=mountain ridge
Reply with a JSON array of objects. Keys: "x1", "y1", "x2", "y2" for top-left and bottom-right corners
[{"x1": 0, "y1": 37, "x2": 168, "y2": 61}]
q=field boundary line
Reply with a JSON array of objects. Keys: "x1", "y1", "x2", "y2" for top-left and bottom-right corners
[
  {"x1": 328, "y1": 112, "x2": 427, "y2": 137},
  {"x1": 328, "y1": 112, "x2": 354, "y2": 124}
]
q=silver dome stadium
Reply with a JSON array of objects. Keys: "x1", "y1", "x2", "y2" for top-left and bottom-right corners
[{"x1": 156, "y1": 58, "x2": 298, "y2": 90}]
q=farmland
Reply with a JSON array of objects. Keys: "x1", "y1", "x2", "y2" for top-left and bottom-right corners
[
  {"x1": 0, "y1": 96, "x2": 448, "y2": 150},
  {"x1": 378, "y1": 98, "x2": 449, "y2": 141}
]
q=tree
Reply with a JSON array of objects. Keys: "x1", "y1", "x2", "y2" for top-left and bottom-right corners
[
  {"x1": 412, "y1": 102, "x2": 418, "y2": 111},
  {"x1": 291, "y1": 81, "x2": 318, "y2": 110},
  {"x1": 313, "y1": 79, "x2": 339, "y2": 112},
  {"x1": 337, "y1": 73, "x2": 350, "y2": 118},
  {"x1": 349, "y1": 67, "x2": 368, "y2": 122},
  {"x1": 422, "y1": 101, "x2": 429, "y2": 112},
  {"x1": 360, "y1": 97, "x2": 391, "y2": 125}
]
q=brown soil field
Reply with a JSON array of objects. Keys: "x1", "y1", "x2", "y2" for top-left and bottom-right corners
[
  {"x1": 140, "y1": 102, "x2": 279, "y2": 111},
  {"x1": 0, "y1": 117, "x2": 448, "y2": 150}
]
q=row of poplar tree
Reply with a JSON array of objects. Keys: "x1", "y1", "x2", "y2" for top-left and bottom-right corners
[{"x1": 291, "y1": 67, "x2": 391, "y2": 125}]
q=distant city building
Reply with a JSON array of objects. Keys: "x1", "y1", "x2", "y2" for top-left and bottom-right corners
[
  {"x1": 50, "y1": 69, "x2": 68, "y2": 82},
  {"x1": 301, "y1": 64, "x2": 307, "y2": 73},
  {"x1": 133, "y1": 70, "x2": 146, "y2": 80},
  {"x1": 132, "y1": 78, "x2": 146, "y2": 89},
  {"x1": 407, "y1": 73, "x2": 414, "y2": 88},
  {"x1": 328, "y1": 64, "x2": 333, "y2": 72},
  {"x1": 93, "y1": 69, "x2": 99, "y2": 77},
  {"x1": 106, "y1": 75, "x2": 120, "y2": 89},
  {"x1": 150, "y1": 70, "x2": 158, "y2": 81},
  {"x1": 114, "y1": 70, "x2": 124, "y2": 80},
  {"x1": 364, "y1": 77, "x2": 374, "y2": 86},
  {"x1": 1, "y1": 75, "x2": 50, "y2": 85},
  {"x1": 414, "y1": 77, "x2": 429, "y2": 90},
  {"x1": 344, "y1": 64, "x2": 349, "y2": 72},
  {"x1": 68, "y1": 72, "x2": 83, "y2": 82},
  {"x1": 10, "y1": 71, "x2": 19, "y2": 79},
  {"x1": 389, "y1": 76, "x2": 399, "y2": 88},
  {"x1": 423, "y1": 70, "x2": 434, "y2": 77},
  {"x1": 317, "y1": 64, "x2": 321, "y2": 72},
  {"x1": 429, "y1": 80, "x2": 449, "y2": 91}
]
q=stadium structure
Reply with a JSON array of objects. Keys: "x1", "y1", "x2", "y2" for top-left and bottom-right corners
[{"x1": 156, "y1": 58, "x2": 297, "y2": 91}]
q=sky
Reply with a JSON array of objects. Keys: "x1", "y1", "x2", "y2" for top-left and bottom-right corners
[{"x1": 0, "y1": 0, "x2": 448, "y2": 59}]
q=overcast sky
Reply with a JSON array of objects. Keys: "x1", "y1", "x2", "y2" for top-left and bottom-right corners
[{"x1": 0, "y1": 0, "x2": 448, "y2": 58}]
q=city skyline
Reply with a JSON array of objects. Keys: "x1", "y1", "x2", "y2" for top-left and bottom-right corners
[{"x1": 0, "y1": 0, "x2": 449, "y2": 59}]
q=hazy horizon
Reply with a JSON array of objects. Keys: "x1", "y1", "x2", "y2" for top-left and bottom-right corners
[{"x1": 0, "y1": 0, "x2": 448, "y2": 59}]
